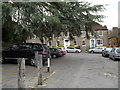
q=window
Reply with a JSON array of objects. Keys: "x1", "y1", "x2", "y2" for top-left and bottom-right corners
[
  {"x1": 81, "y1": 31, "x2": 86, "y2": 37},
  {"x1": 98, "y1": 30, "x2": 103, "y2": 36},
  {"x1": 74, "y1": 40, "x2": 77, "y2": 45},
  {"x1": 90, "y1": 32, "x2": 94, "y2": 36},
  {"x1": 57, "y1": 40, "x2": 60, "y2": 46},
  {"x1": 96, "y1": 39, "x2": 103, "y2": 45},
  {"x1": 82, "y1": 40, "x2": 86, "y2": 46}
]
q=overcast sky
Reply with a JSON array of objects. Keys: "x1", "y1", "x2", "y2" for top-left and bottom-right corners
[{"x1": 79, "y1": 0, "x2": 119, "y2": 30}]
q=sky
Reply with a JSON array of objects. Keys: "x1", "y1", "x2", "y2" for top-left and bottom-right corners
[{"x1": 79, "y1": 0, "x2": 120, "y2": 30}]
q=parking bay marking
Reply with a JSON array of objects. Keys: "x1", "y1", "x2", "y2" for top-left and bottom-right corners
[
  {"x1": 30, "y1": 71, "x2": 56, "y2": 88},
  {"x1": 43, "y1": 71, "x2": 56, "y2": 81}
]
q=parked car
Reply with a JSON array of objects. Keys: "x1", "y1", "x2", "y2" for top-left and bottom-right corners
[
  {"x1": 49, "y1": 48, "x2": 62, "y2": 58},
  {"x1": 109, "y1": 47, "x2": 120, "y2": 61},
  {"x1": 65, "y1": 47, "x2": 81, "y2": 53},
  {"x1": 2, "y1": 43, "x2": 50, "y2": 66},
  {"x1": 89, "y1": 47, "x2": 106, "y2": 53},
  {"x1": 57, "y1": 47, "x2": 66, "y2": 55},
  {"x1": 102, "y1": 48, "x2": 112, "y2": 57}
]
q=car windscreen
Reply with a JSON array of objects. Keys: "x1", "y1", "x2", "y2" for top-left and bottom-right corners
[
  {"x1": 33, "y1": 44, "x2": 43, "y2": 49},
  {"x1": 116, "y1": 48, "x2": 120, "y2": 53},
  {"x1": 42, "y1": 44, "x2": 49, "y2": 50}
]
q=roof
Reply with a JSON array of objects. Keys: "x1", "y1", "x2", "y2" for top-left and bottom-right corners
[
  {"x1": 94, "y1": 26, "x2": 108, "y2": 30},
  {"x1": 81, "y1": 26, "x2": 108, "y2": 31}
]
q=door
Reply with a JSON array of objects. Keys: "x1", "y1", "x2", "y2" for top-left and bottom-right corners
[
  {"x1": 64, "y1": 39, "x2": 70, "y2": 49},
  {"x1": 90, "y1": 39, "x2": 95, "y2": 48}
]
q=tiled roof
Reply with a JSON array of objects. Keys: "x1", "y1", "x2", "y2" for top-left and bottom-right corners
[
  {"x1": 94, "y1": 26, "x2": 108, "y2": 30},
  {"x1": 81, "y1": 26, "x2": 108, "y2": 31}
]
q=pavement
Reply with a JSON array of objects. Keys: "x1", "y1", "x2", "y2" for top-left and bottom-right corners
[{"x1": 1, "y1": 53, "x2": 119, "y2": 88}]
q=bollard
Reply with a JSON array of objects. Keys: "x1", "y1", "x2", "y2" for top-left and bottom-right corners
[
  {"x1": 47, "y1": 57, "x2": 50, "y2": 72},
  {"x1": 35, "y1": 52, "x2": 43, "y2": 85},
  {"x1": 17, "y1": 58, "x2": 26, "y2": 90},
  {"x1": 38, "y1": 54, "x2": 43, "y2": 85}
]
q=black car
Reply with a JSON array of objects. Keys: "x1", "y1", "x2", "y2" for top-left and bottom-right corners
[
  {"x1": 49, "y1": 48, "x2": 62, "y2": 58},
  {"x1": 2, "y1": 43, "x2": 50, "y2": 65}
]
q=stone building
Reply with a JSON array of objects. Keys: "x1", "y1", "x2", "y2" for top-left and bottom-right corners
[
  {"x1": 26, "y1": 25, "x2": 108, "y2": 52},
  {"x1": 47, "y1": 25, "x2": 108, "y2": 52}
]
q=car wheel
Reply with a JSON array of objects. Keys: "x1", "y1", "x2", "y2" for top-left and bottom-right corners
[
  {"x1": 1, "y1": 57, "x2": 6, "y2": 64},
  {"x1": 91, "y1": 51, "x2": 94, "y2": 53},
  {"x1": 103, "y1": 54, "x2": 106, "y2": 57},
  {"x1": 102, "y1": 53, "x2": 104, "y2": 57},
  {"x1": 53, "y1": 54, "x2": 57, "y2": 58},
  {"x1": 29, "y1": 58, "x2": 36, "y2": 66},
  {"x1": 75, "y1": 51, "x2": 79, "y2": 53},
  {"x1": 109, "y1": 56, "x2": 111, "y2": 59},
  {"x1": 112, "y1": 57, "x2": 116, "y2": 61}
]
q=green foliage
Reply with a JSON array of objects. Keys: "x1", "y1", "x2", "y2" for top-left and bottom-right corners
[
  {"x1": 58, "y1": 45, "x2": 64, "y2": 47},
  {"x1": 75, "y1": 45, "x2": 80, "y2": 49},
  {"x1": 2, "y1": 2, "x2": 105, "y2": 43},
  {"x1": 69, "y1": 44, "x2": 74, "y2": 47}
]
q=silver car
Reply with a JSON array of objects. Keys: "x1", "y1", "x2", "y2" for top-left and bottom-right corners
[
  {"x1": 102, "y1": 48, "x2": 112, "y2": 57},
  {"x1": 89, "y1": 47, "x2": 106, "y2": 53},
  {"x1": 109, "y1": 47, "x2": 120, "y2": 61},
  {"x1": 65, "y1": 47, "x2": 81, "y2": 53}
]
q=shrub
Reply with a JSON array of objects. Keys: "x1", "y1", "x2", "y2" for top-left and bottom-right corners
[
  {"x1": 58, "y1": 45, "x2": 64, "y2": 47},
  {"x1": 69, "y1": 44, "x2": 74, "y2": 47},
  {"x1": 75, "y1": 46, "x2": 80, "y2": 49}
]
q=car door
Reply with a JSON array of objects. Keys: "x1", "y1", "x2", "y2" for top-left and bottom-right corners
[
  {"x1": 99, "y1": 47, "x2": 103, "y2": 52},
  {"x1": 110, "y1": 48, "x2": 115, "y2": 59},
  {"x1": 112, "y1": 48, "x2": 116, "y2": 59},
  {"x1": 66, "y1": 47, "x2": 70, "y2": 52},
  {"x1": 19, "y1": 44, "x2": 34, "y2": 58},
  {"x1": 3, "y1": 44, "x2": 20, "y2": 58},
  {"x1": 70, "y1": 47, "x2": 74, "y2": 52},
  {"x1": 95, "y1": 47, "x2": 99, "y2": 52},
  {"x1": 96, "y1": 47, "x2": 102, "y2": 52}
]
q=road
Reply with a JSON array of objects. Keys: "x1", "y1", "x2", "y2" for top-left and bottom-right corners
[{"x1": 1, "y1": 53, "x2": 118, "y2": 88}]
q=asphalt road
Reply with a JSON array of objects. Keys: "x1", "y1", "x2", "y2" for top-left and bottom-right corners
[
  {"x1": 1, "y1": 53, "x2": 119, "y2": 88},
  {"x1": 45, "y1": 53, "x2": 118, "y2": 88}
]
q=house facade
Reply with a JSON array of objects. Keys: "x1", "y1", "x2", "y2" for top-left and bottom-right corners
[
  {"x1": 47, "y1": 26, "x2": 108, "y2": 52},
  {"x1": 26, "y1": 26, "x2": 108, "y2": 52}
]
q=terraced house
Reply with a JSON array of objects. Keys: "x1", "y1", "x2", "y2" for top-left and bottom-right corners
[
  {"x1": 26, "y1": 25, "x2": 108, "y2": 52},
  {"x1": 46, "y1": 25, "x2": 108, "y2": 52}
]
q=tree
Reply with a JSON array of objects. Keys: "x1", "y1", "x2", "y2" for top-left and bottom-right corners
[{"x1": 2, "y1": 2, "x2": 105, "y2": 43}]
